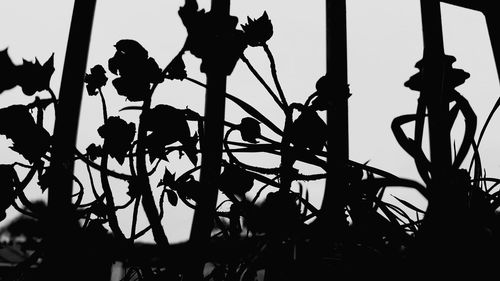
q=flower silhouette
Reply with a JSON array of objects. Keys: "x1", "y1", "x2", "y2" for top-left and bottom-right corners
[
  {"x1": 143, "y1": 105, "x2": 198, "y2": 164},
  {"x1": 97, "y1": 116, "x2": 136, "y2": 165},
  {"x1": 310, "y1": 75, "x2": 351, "y2": 111},
  {"x1": 289, "y1": 108, "x2": 327, "y2": 152},
  {"x1": 108, "y1": 40, "x2": 164, "y2": 101},
  {"x1": 84, "y1": 64, "x2": 108, "y2": 96},
  {"x1": 86, "y1": 143, "x2": 103, "y2": 161},
  {"x1": 18, "y1": 54, "x2": 55, "y2": 96},
  {"x1": 241, "y1": 11, "x2": 273, "y2": 47},
  {"x1": 178, "y1": 1, "x2": 246, "y2": 74}
]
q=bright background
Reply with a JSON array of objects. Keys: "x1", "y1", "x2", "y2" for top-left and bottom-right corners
[{"x1": 1, "y1": 0, "x2": 499, "y2": 243}]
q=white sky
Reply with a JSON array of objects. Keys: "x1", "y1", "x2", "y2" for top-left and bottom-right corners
[{"x1": 1, "y1": 0, "x2": 499, "y2": 243}]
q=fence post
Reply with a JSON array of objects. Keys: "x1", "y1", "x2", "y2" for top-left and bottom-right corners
[
  {"x1": 187, "y1": 1, "x2": 230, "y2": 279},
  {"x1": 46, "y1": 0, "x2": 95, "y2": 279}
]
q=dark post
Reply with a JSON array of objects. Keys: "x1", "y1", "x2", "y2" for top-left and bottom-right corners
[
  {"x1": 318, "y1": 0, "x2": 349, "y2": 241},
  {"x1": 415, "y1": 0, "x2": 457, "y2": 276},
  {"x1": 484, "y1": 8, "x2": 500, "y2": 95},
  {"x1": 187, "y1": 1, "x2": 230, "y2": 279},
  {"x1": 419, "y1": 1, "x2": 451, "y2": 218},
  {"x1": 46, "y1": 0, "x2": 95, "y2": 279}
]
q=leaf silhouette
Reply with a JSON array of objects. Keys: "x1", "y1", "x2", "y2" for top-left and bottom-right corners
[
  {"x1": 0, "y1": 165, "x2": 17, "y2": 221},
  {"x1": 166, "y1": 189, "x2": 178, "y2": 206},
  {"x1": 108, "y1": 39, "x2": 163, "y2": 101},
  {"x1": 158, "y1": 167, "x2": 176, "y2": 187},
  {"x1": 165, "y1": 54, "x2": 187, "y2": 81},
  {"x1": 175, "y1": 177, "x2": 203, "y2": 203},
  {"x1": 97, "y1": 116, "x2": 136, "y2": 165},
  {"x1": 289, "y1": 108, "x2": 327, "y2": 152},
  {"x1": 18, "y1": 53, "x2": 54, "y2": 96},
  {"x1": 0, "y1": 48, "x2": 19, "y2": 94},
  {"x1": 0, "y1": 105, "x2": 51, "y2": 163}
]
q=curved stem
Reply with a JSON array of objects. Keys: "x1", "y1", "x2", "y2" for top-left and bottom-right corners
[
  {"x1": 130, "y1": 196, "x2": 141, "y2": 240},
  {"x1": 98, "y1": 88, "x2": 108, "y2": 122},
  {"x1": 74, "y1": 148, "x2": 132, "y2": 180},
  {"x1": 47, "y1": 87, "x2": 58, "y2": 104},
  {"x1": 85, "y1": 161, "x2": 101, "y2": 200},
  {"x1": 240, "y1": 54, "x2": 285, "y2": 112},
  {"x1": 12, "y1": 163, "x2": 40, "y2": 216},
  {"x1": 477, "y1": 95, "x2": 500, "y2": 148},
  {"x1": 224, "y1": 128, "x2": 280, "y2": 175},
  {"x1": 96, "y1": 85, "x2": 125, "y2": 240},
  {"x1": 185, "y1": 76, "x2": 283, "y2": 136},
  {"x1": 136, "y1": 88, "x2": 169, "y2": 247},
  {"x1": 263, "y1": 43, "x2": 288, "y2": 108}
]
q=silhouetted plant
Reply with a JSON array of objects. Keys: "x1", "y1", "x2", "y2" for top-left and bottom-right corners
[{"x1": 1, "y1": 2, "x2": 500, "y2": 281}]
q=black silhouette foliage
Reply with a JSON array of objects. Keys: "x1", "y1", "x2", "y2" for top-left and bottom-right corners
[
  {"x1": 241, "y1": 11, "x2": 273, "y2": 47},
  {"x1": 86, "y1": 143, "x2": 103, "y2": 161},
  {"x1": 108, "y1": 40, "x2": 164, "y2": 101},
  {"x1": 126, "y1": 177, "x2": 142, "y2": 198},
  {"x1": 289, "y1": 108, "x2": 327, "y2": 152},
  {"x1": 0, "y1": 165, "x2": 17, "y2": 221},
  {"x1": 18, "y1": 54, "x2": 54, "y2": 96},
  {"x1": 97, "y1": 116, "x2": 136, "y2": 165},
  {"x1": 219, "y1": 164, "x2": 254, "y2": 196},
  {"x1": 174, "y1": 176, "x2": 203, "y2": 203},
  {"x1": 0, "y1": 105, "x2": 51, "y2": 163},
  {"x1": 165, "y1": 54, "x2": 187, "y2": 81},
  {"x1": 238, "y1": 117, "x2": 260, "y2": 143},
  {"x1": 0, "y1": 48, "x2": 18, "y2": 93},
  {"x1": 84, "y1": 64, "x2": 108, "y2": 96},
  {"x1": 166, "y1": 189, "x2": 179, "y2": 206},
  {"x1": 143, "y1": 105, "x2": 197, "y2": 164},
  {"x1": 246, "y1": 192, "x2": 302, "y2": 236},
  {"x1": 158, "y1": 167, "x2": 176, "y2": 188},
  {"x1": 310, "y1": 75, "x2": 351, "y2": 111},
  {"x1": 179, "y1": 1, "x2": 246, "y2": 74}
]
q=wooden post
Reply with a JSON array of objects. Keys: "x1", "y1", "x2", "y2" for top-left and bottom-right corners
[
  {"x1": 46, "y1": 0, "x2": 95, "y2": 279},
  {"x1": 187, "y1": 1, "x2": 230, "y2": 279}
]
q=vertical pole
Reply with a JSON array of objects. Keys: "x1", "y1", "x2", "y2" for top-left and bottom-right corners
[
  {"x1": 416, "y1": 0, "x2": 456, "y2": 276},
  {"x1": 484, "y1": 9, "x2": 500, "y2": 96},
  {"x1": 419, "y1": 1, "x2": 450, "y2": 218},
  {"x1": 320, "y1": 0, "x2": 349, "y2": 241},
  {"x1": 46, "y1": 0, "x2": 95, "y2": 279},
  {"x1": 187, "y1": 1, "x2": 229, "y2": 280}
]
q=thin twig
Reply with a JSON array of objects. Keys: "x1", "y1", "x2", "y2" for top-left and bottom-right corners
[
  {"x1": 263, "y1": 44, "x2": 288, "y2": 108},
  {"x1": 240, "y1": 54, "x2": 285, "y2": 112}
]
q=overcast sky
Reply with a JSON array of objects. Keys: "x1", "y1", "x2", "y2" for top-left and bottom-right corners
[{"x1": 1, "y1": 0, "x2": 499, "y2": 243}]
